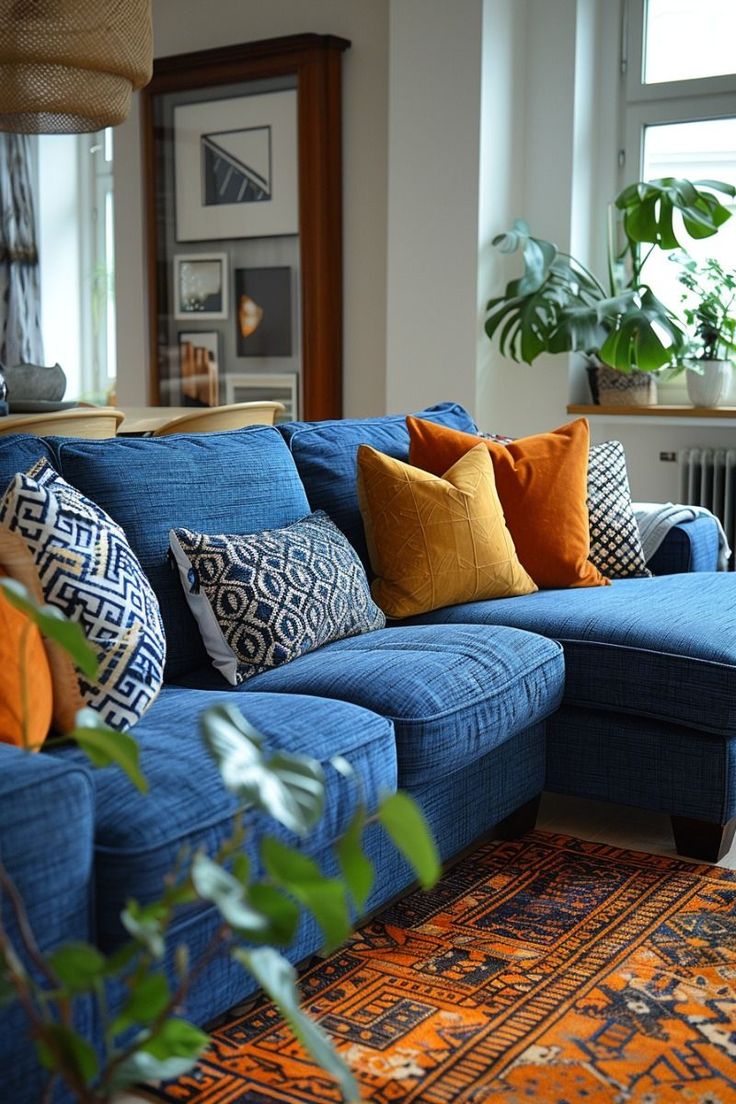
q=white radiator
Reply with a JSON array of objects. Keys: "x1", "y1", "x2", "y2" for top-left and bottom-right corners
[{"x1": 679, "y1": 448, "x2": 736, "y2": 568}]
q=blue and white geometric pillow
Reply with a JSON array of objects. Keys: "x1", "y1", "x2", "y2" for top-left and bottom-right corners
[
  {"x1": 0, "y1": 459, "x2": 166, "y2": 732},
  {"x1": 169, "y1": 511, "x2": 386, "y2": 686}
]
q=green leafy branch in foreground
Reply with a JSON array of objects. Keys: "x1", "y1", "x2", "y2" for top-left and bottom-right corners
[{"x1": 0, "y1": 583, "x2": 440, "y2": 1103}]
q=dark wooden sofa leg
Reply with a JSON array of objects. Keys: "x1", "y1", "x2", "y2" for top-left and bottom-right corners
[
  {"x1": 494, "y1": 795, "x2": 541, "y2": 840},
  {"x1": 671, "y1": 815, "x2": 736, "y2": 863}
]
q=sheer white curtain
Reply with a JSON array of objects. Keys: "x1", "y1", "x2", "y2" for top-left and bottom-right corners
[{"x1": 0, "y1": 133, "x2": 44, "y2": 367}]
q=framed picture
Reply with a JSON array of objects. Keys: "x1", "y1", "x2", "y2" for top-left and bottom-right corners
[
  {"x1": 174, "y1": 254, "x2": 228, "y2": 320},
  {"x1": 174, "y1": 89, "x2": 298, "y2": 242},
  {"x1": 235, "y1": 267, "x2": 292, "y2": 357},
  {"x1": 178, "y1": 331, "x2": 219, "y2": 407},
  {"x1": 224, "y1": 372, "x2": 298, "y2": 422}
]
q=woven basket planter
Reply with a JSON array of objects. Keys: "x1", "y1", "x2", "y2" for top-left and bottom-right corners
[{"x1": 594, "y1": 364, "x2": 658, "y2": 407}]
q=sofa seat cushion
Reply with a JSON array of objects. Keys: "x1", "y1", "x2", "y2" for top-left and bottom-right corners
[
  {"x1": 53, "y1": 687, "x2": 396, "y2": 949},
  {"x1": 178, "y1": 624, "x2": 565, "y2": 788},
  {"x1": 55, "y1": 428, "x2": 310, "y2": 680},
  {"x1": 407, "y1": 574, "x2": 736, "y2": 737},
  {"x1": 280, "y1": 402, "x2": 477, "y2": 569}
]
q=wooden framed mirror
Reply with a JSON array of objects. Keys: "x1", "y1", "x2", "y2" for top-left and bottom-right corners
[{"x1": 141, "y1": 33, "x2": 349, "y2": 420}]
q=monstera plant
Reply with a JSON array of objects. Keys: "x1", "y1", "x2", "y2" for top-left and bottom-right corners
[{"x1": 485, "y1": 177, "x2": 735, "y2": 374}]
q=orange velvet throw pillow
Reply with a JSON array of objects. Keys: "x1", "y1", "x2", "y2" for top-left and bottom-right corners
[
  {"x1": 407, "y1": 416, "x2": 609, "y2": 590},
  {"x1": 356, "y1": 443, "x2": 537, "y2": 618},
  {"x1": 0, "y1": 577, "x2": 53, "y2": 750}
]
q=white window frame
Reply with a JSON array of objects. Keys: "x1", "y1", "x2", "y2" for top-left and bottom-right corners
[{"x1": 623, "y1": 0, "x2": 736, "y2": 176}]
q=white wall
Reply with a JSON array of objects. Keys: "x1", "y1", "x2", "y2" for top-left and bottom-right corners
[
  {"x1": 385, "y1": 0, "x2": 484, "y2": 415},
  {"x1": 115, "y1": 0, "x2": 389, "y2": 415}
]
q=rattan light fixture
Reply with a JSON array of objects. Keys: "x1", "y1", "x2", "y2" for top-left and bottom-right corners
[{"x1": 0, "y1": 0, "x2": 153, "y2": 133}]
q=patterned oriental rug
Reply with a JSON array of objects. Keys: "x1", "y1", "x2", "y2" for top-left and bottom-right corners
[{"x1": 146, "y1": 831, "x2": 736, "y2": 1103}]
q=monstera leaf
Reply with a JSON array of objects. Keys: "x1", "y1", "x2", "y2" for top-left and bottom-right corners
[
  {"x1": 616, "y1": 178, "x2": 734, "y2": 249},
  {"x1": 598, "y1": 288, "x2": 685, "y2": 373}
]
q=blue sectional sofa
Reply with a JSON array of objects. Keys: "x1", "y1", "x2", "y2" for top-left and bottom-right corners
[{"x1": 0, "y1": 402, "x2": 731, "y2": 1104}]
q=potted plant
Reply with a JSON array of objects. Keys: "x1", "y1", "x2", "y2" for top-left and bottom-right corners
[
  {"x1": 672, "y1": 255, "x2": 736, "y2": 407},
  {"x1": 485, "y1": 178, "x2": 735, "y2": 405}
]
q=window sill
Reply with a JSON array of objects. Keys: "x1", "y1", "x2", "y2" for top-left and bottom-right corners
[{"x1": 567, "y1": 404, "x2": 736, "y2": 428}]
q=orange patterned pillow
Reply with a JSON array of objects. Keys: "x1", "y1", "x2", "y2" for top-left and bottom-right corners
[
  {"x1": 0, "y1": 574, "x2": 53, "y2": 750},
  {"x1": 407, "y1": 416, "x2": 609, "y2": 590},
  {"x1": 356, "y1": 443, "x2": 537, "y2": 618}
]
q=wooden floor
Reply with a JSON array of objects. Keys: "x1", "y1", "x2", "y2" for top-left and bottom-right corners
[{"x1": 538, "y1": 791, "x2": 736, "y2": 870}]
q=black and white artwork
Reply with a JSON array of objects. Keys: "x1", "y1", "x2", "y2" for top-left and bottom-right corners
[
  {"x1": 202, "y1": 126, "x2": 271, "y2": 205},
  {"x1": 174, "y1": 90, "x2": 298, "y2": 241},
  {"x1": 235, "y1": 267, "x2": 292, "y2": 357},
  {"x1": 174, "y1": 254, "x2": 228, "y2": 320}
]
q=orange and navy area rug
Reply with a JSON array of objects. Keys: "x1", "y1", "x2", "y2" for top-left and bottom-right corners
[{"x1": 147, "y1": 831, "x2": 736, "y2": 1103}]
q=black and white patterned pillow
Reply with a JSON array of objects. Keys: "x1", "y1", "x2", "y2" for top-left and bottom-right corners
[
  {"x1": 169, "y1": 511, "x2": 386, "y2": 686},
  {"x1": 587, "y1": 440, "x2": 650, "y2": 579}
]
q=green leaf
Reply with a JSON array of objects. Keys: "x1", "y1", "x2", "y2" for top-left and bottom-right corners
[
  {"x1": 335, "y1": 808, "x2": 373, "y2": 911},
  {"x1": 201, "y1": 704, "x2": 325, "y2": 835},
  {"x1": 36, "y1": 1026, "x2": 98, "y2": 1084},
  {"x1": 48, "y1": 942, "x2": 106, "y2": 994},
  {"x1": 70, "y1": 716, "x2": 148, "y2": 793},
  {"x1": 248, "y1": 883, "x2": 300, "y2": 945},
  {"x1": 109, "y1": 1018, "x2": 209, "y2": 1088},
  {"x1": 191, "y1": 853, "x2": 269, "y2": 937},
  {"x1": 261, "y1": 837, "x2": 350, "y2": 952},
  {"x1": 121, "y1": 899, "x2": 168, "y2": 959},
  {"x1": 0, "y1": 951, "x2": 16, "y2": 1006},
  {"x1": 0, "y1": 578, "x2": 97, "y2": 677},
  {"x1": 110, "y1": 972, "x2": 170, "y2": 1037},
  {"x1": 235, "y1": 946, "x2": 359, "y2": 1104},
  {"x1": 378, "y1": 792, "x2": 440, "y2": 889}
]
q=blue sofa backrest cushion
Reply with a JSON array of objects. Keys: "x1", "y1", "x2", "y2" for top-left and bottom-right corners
[
  {"x1": 279, "y1": 402, "x2": 478, "y2": 569},
  {"x1": 55, "y1": 427, "x2": 310, "y2": 680},
  {"x1": 0, "y1": 434, "x2": 58, "y2": 498}
]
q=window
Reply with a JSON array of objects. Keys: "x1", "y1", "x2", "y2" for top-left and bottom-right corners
[
  {"x1": 623, "y1": 0, "x2": 736, "y2": 396},
  {"x1": 36, "y1": 130, "x2": 116, "y2": 403}
]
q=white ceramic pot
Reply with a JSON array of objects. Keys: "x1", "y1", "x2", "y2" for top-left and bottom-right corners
[{"x1": 685, "y1": 359, "x2": 733, "y2": 407}]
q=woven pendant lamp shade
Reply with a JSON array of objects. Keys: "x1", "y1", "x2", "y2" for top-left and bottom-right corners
[{"x1": 0, "y1": 0, "x2": 153, "y2": 133}]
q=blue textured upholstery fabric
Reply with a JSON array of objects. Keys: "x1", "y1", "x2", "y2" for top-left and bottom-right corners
[
  {"x1": 55, "y1": 428, "x2": 310, "y2": 679},
  {"x1": 53, "y1": 687, "x2": 397, "y2": 949},
  {"x1": 547, "y1": 705, "x2": 736, "y2": 824},
  {"x1": 177, "y1": 624, "x2": 564, "y2": 788},
  {"x1": 170, "y1": 512, "x2": 385, "y2": 684},
  {"x1": 280, "y1": 402, "x2": 478, "y2": 568},
  {"x1": 647, "y1": 517, "x2": 720, "y2": 574},
  {"x1": 116, "y1": 721, "x2": 546, "y2": 1033},
  {"x1": 0, "y1": 433, "x2": 57, "y2": 497},
  {"x1": 407, "y1": 575, "x2": 736, "y2": 736},
  {"x1": 0, "y1": 746, "x2": 95, "y2": 1104}
]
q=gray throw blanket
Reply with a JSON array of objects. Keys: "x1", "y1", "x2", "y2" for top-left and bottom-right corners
[{"x1": 633, "y1": 502, "x2": 731, "y2": 571}]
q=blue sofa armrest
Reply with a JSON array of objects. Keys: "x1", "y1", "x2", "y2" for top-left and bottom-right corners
[
  {"x1": 0, "y1": 747, "x2": 96, "y2": 1104},
  {"x1": 646, "y1": 515, "x2": 720, "y2": 574}
]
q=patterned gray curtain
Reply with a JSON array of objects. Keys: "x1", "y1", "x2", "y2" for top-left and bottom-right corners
[{"x1": 0, "y1": 133, "x2": 44, "y2": 366}]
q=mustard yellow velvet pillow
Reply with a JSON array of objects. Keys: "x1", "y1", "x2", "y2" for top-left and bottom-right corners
[{"x1": 356, "y1": 443, "x2": 537, "y2": 618}]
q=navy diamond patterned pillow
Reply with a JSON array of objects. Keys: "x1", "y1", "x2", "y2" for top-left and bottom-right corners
[
  {"x1": 0, "y1": 459, "x2": 166, "y2": 732},
  {"x1": 169, "y1": 511, "x2": 386, "y2": 685}
]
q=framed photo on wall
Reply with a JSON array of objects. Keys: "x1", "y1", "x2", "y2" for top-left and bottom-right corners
[
  {"x1": 178, "y1": 331, "x2": 219, "y2": 406},
  {"x1": 174, "y1": 90, "x2": 299, "y2": 242},
  {"x1": 235, "y1": 267, "x2": 292, "y2": 357},
  {"x1": 174, "y1": 254, "x2": 228, "y2": 320}
]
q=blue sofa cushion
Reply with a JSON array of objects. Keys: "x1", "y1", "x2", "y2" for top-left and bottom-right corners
[
  {"x1": 177, "y1": 624, "x2": 565, "y2": 788},
  {"x1": 0, "y1": 433, "x2": 57, "y2": 496},
  {"x1": 647, "y1": 517, "x2": 720, "y2": 574},
  {"x1": 407, "y1": 574, "x2": 736, "y2": 738},
  {"x1": 279, "y1": 402, "x2": 478, "y2": 569},
  {"x1": 53, "y1": 687, "x2": 396, "y2": 949},
  {"x1": 55, "y1": 428, "x2": 310, "y2": 679}
]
